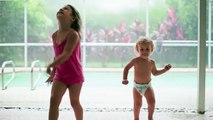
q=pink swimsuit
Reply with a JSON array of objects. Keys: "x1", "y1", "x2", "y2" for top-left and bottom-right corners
[{"x1": 52, "y1": 30, "x2": 84, "y2": 84}]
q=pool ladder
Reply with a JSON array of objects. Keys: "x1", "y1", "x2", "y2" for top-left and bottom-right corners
[
  {"x1": 1, "y1": 60, "x2": 42, "y2": 90},
  {"x1": 31, "y1": 60, "x2": 42, "y2": 90},
  {"x1": 1, "y1": 60, "x2": 15, "y2": 90}
]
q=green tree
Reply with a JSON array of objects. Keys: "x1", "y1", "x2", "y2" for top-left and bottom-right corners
[
  {"x1": 27, "y1": 0, "x2": 53, "y2": 42},
  {"x1": 0, "y1": 0, "x2": 53, "y2": 65},
  {"x1": 0, "y1": 0, "x2": 24, "y2": 43}
]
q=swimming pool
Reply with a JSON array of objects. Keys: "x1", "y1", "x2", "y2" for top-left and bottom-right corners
[
  {"x1": 1, "y1": 70, "x2": 213, "y2": 110},
  {"x1": 1, "y1": 71, "x2": 212, "y2": 89}
]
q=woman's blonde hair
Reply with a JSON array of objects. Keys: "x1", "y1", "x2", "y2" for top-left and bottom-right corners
[{"x1": 135, "y1": 37, "x2": 154, "y2": 52}]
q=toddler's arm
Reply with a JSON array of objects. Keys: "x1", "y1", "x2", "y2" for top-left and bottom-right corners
[
  {"x1": 164, "y1": 64, "x2": 172, "y2": 70},
  {"x1": 152, "y1": 63, "x2": 172, "y2": 76},
  {"x1": 122, "y1": 59, "x2": 134, "y2": 85},
  {"x1": 122, "y1": 79, "x2": 129, "y2": 85}
]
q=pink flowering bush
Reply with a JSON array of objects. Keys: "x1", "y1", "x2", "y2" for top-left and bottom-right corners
[{"x1": 85, "y1": 8, "x2": 185, "y2": 67}]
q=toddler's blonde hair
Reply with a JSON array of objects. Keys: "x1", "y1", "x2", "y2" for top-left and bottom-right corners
[{"x1": 135, "y1": 37, "x2": 154, "y2": 52}]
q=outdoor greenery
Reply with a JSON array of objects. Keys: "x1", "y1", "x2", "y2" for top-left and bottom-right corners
[
  {"x1": 0, "y1": 0, "x2": 212, "y2": 68},
  {"x1": 27, "y1": 0, "x2": 53, "y2": 43},
  {"x1": 165, "y1": 0, "x2": 198, "y2": 40},
  {"x1": 0, "y1": 0, "x2": 24, "y2": 64},
  {"x1": 0, "y1": 0, "x2": 53, "y2": 65},
  {"x1": 84, "y1": 0, "x2": 199, "y2": 68}
]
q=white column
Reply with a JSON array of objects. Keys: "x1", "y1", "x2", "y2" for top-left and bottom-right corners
[
  {"x1": 24, "y1": 0, "x2": 28, "y2": 68},
  {"x1": 197, "y1": 0, "x2": 206, "y2": 114}
]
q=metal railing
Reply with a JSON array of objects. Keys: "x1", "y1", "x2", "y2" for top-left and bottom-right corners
[
  {"x1": 30, "y1": 60, "x2": 42, "y2": 90},
  {"x1": 1, "y1": 60, "x2": 15, "y2": 90}
]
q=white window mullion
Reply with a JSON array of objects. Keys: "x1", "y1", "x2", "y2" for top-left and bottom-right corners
[{"x1": 24, "y1": 0, "x2": 28, "y2": 68}]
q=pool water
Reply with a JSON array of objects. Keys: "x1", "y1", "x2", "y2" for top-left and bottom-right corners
[{"x1": 1, "y1": 71, "x2": 212, "y2": 89}]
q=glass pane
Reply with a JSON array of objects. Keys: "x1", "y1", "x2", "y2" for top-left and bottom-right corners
[
  {"x1": 0, "y1": 46, "x2": 24, "y2": 67},
  {"x1": 27, "y1": 0, "x2": 82, "y2": 43},
  {"x1": 0, "y1": 0, "x2": 24, "y2": 43},
  {"x1": 153, "y1": 0, "x2": 198, "y2": 40},
  {"x1": 206, "y1": 72, "x2": 213, "y2": 107},
  {"x1": 207, "y1": 0, "x2": 212, "y2": 69},
  {"x1": 85, "y1": 45, "x2": 198, "y2": 68},
  {"x1": 28, "y1": 46, "x2": 54, "y2": 66},
  {"x1": 85, "y1": 46, "x2": 135, "y2": 68},
  {"x1": 85, "y1": 0, "x2": 145, "y2": 43},
  {"x1": 152, "y1": 45, "x2": 197, "y2": 68}
]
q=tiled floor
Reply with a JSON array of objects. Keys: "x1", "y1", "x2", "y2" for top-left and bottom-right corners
[
  {"x1": 0, "y1": 108, "x2": 212, "y2": 120},
  {"x1": 0, "y1": 88, "x2": 213, "y2": 120}
]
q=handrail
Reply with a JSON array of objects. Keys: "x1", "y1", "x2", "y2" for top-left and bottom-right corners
[
  {"x1": 1, "y1": 60, "x2": 15, "y2": 90},
  {"x1": 30, "y1": 60, "x2": 42, "y2": 90}
]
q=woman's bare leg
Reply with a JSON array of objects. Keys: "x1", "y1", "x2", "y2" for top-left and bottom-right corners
[{"x1": 49, "y1": 80, "x2": 67, "y2": 120}]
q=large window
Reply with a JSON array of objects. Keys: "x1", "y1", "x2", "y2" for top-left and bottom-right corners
[
  {"x1": 1, "y1": 0, "x2": 212, "y2": 69},
  {"x1": 0, "y1": 0, "x2": 24, "y2": 66}
]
